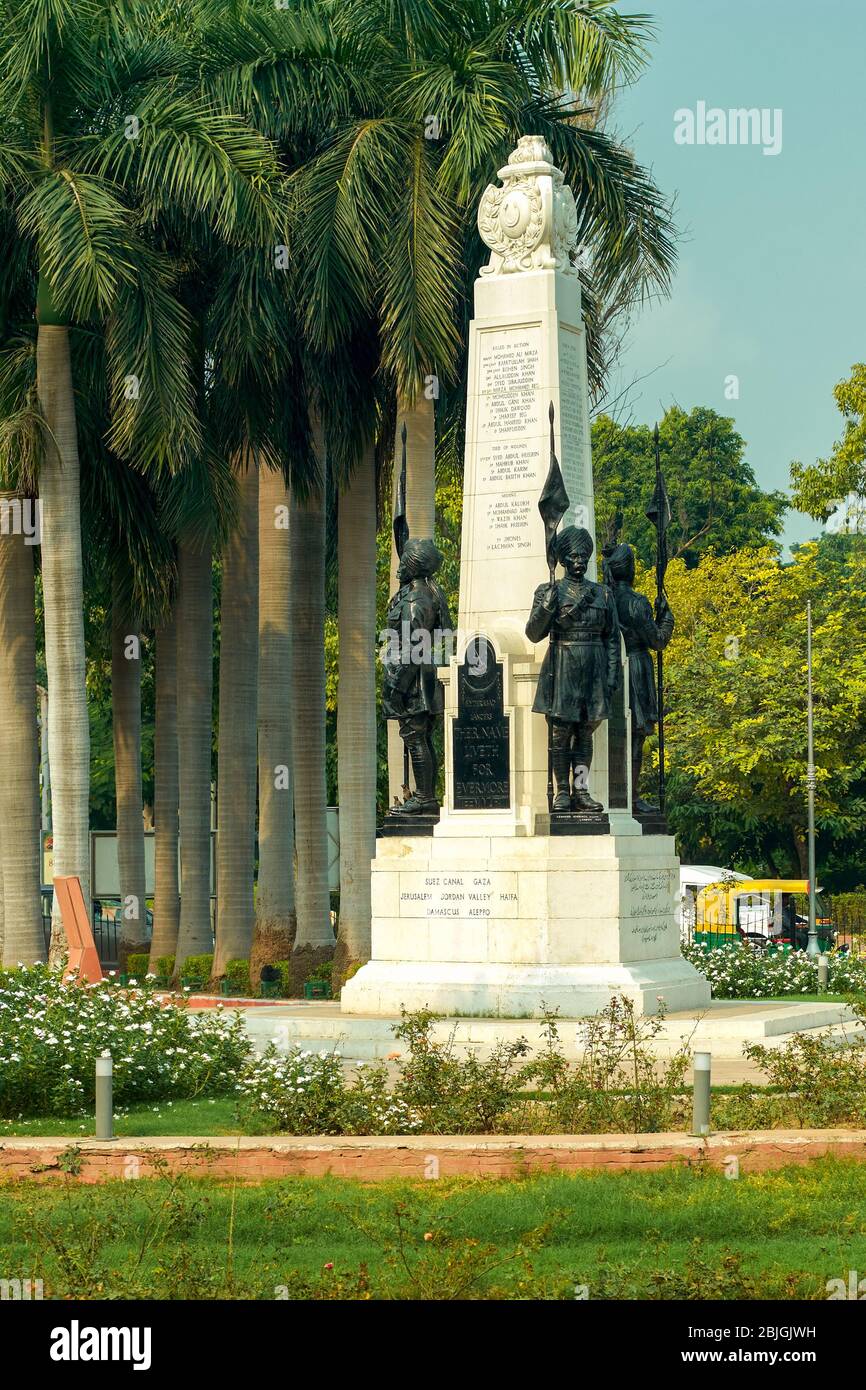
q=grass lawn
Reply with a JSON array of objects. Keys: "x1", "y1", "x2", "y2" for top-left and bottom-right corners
[
  {"x1": 0, "y1": 1097, "x2": 241, "y2": 1139},
  {"x1": 754, "y1": 993, "x2": 854, "y2": 1004},
  {"x1": 0, "y1": 1158, "x2": 863, "y2": 1299}
]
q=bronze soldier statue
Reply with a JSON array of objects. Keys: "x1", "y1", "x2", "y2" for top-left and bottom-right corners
[
  {"x1": 382, "y1": 537, "x2": 452, "y2": 815},
  {"x1": 602, "y1": 542, "x2": 674, "y2": 816},
  {"x1": 525, "y1": 526, "x2": 621, "y2": 814}
]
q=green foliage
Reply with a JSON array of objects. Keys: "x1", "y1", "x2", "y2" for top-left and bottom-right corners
[
  {"x1": 12, "y1": 1161, "x2": 865, "y2": 1300},
  {"x1": 126, "y1": 954, "x2": 150, "y2": 980},
  {"x1": 0, "y1": 965, "x2": 251, "y2": 1117},
  {"x1": 391, "y1": 1007, "x2": 531, "y2": 1133},
  {"x1": 592, "y1": 405, "x2": 788, "y2": 566},
  {"x1": 831, "y1": 891, "x2": 866, "y2": 936},
  {"x1": 222, "y1": 958, "x2": 250, "y2": 993},
  {"x1": 721, "y1": 1010, "x2": 866, "y2": 1129},
  {"x1": 237, "y1": 1046, "x2": 418, "y2": 1136},
  {"x1": 180, "y1": 954, "x2": 214, "y2": 984},
  {"x1": 791, "y1": 364, "x2": 866, "y2": 519},
  {"x1": 153, "y1": 955, "x2": 175, "y2": 981},
  {"x1": 305, "y1": 959, "x2": 333, "y2": 986},
  {"x1": 522, "y1": 998, "x2": 690, "y2": 1134},
  {"x1": 683, "y1": 941, "x2": 866, "y2": 999},
  {"x1": 657, "y1": 540, "x2": 866, "y2": 870}
]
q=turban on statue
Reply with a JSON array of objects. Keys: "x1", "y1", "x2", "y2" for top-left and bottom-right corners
[
  {"x1": 552, "y1": 525, "x2": 594, "y2": 564},
  {"x1": 601, "y1": 542, "x2": 635, "y2": 582},
  {"x1": 400, "y1": 537, "x2": 443, "y2": 579}
]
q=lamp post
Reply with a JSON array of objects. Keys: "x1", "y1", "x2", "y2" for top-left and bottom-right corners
[{"x1": 806, "y1": 601, "x2": 819, "y2": 958}]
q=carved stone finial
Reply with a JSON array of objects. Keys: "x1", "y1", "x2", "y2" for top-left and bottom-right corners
[{"x1": 477, "y1": 135, "x2": 578, "y2": 277}]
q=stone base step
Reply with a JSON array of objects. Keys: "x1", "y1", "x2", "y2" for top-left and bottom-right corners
[{"x1": 242, "y1": 999, "x2": 863, "y2": 1065}]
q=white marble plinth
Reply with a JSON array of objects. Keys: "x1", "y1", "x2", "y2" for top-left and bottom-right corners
[{"x1": 340, "y1": 831, "x2": 710, "y2": 1019}]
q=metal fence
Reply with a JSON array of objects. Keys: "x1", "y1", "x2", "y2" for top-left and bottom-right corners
[
  {"x1": 41, "y1": 898, "x2": 120, "y2": 968},
  {"x1": 680, "y1": 887, "x2": 862, "y2": 955}
]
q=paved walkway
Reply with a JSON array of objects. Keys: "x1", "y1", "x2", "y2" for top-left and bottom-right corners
[{"x1": 234, "y1": 998, "x2": 862, "y2": 1086}]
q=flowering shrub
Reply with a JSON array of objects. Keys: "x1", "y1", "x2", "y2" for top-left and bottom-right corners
[
  {"x1": 0, "y1": 965, "x2": 252, "y2": 1117},
  {"x1": 236, "y1": 1046, "x2": 420, "y2": 1135},
  {"x1": 682, "y1": 942, "x2": 866, "y2": 999}
]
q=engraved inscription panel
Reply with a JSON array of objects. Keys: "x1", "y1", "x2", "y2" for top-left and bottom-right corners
[
  {"x1": 453, "y1": 638, "x2": 511, "y2": 810},
  {"x1": 399, "y1": 871, "x2": 519, "y2": 919}
]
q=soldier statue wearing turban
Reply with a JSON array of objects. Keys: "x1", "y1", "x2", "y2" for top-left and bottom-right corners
[
  {"x1": 525, "y1": 526, "x2": 621, "y2": 814},
  {"x1": 382, "y1": 537, "x2": 453, "y2": 815},
  {"x1": 602, "y1": 542, "x2": 674, "y2": 817}
]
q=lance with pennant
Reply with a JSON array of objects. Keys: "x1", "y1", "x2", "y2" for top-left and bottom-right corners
[
  {"x1": 537, "y1": 402, "x2": 571, "y2": 809},
  {"x1": 645, "y1": 423, "x2": 672, "y2": 812}
]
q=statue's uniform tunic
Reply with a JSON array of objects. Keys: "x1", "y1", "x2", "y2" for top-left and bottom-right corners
[
  {"x1": 382, "y1": 578, "x2": 452, "y2": 734},
  {"x1": 526, "y1": 576, "x2": 621, "y2": 722},
  {"x1": 610, "y1": 584, "x2": 673, "y2": 733}
]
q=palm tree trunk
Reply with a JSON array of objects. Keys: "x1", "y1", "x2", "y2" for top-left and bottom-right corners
[
  {"x1": 253, "y1": 464, "x2": 296, "y2": 983},
  {"x1": 111, "y1": 580, "x2": 147, "y2": 966},
  {"x1": 333, "y1": 443, "x2": 377, "y2": 988},
  {"x1": 214, "y1": 455, "x2": 259, "y2": 976},
  {"x1": 289, "y1": 435, "x2": 334, "y2": 990},
  {"x1": 37, "y1": 326, "x2": 90, "y2": 960},
  {"x1": 149, "y1": 610, "x2": 180, "y2": 969},
  {"x1": 0, "y1": 495, "x2": 43, "y2": 964},
  {"x1": 387, "y1": 391, "x2": 436, "y2": 803},
  {"x1": 174, "y1": 538, "x2": 214, "y2": 972}
]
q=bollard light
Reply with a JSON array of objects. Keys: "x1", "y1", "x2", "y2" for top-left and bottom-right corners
[
  {"x1": 95, "y1": 1050, "x2": 114, "y2": 1141},
  {"x1": 817, "y1": 954, "x2": 829, "y2": 994},
  {"x1": 692, "y1": 1051, "x2": 711, "y2": 1137}
]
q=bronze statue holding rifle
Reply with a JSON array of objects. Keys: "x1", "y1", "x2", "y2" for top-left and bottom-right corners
[{"x1": 526, "y1": 404, "x2": 621, "y2": 816}]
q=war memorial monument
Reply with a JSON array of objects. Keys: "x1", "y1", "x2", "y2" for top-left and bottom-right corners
[{"x1": 341, "y1": 136, "x2": 711, "y2": 1021}]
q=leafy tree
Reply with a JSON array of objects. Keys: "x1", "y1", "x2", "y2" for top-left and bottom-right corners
[
  {"x1": 791, "y1": 364, "x2": 866, "y2": 521},
  {"x1": 645, "y1": 539, "x2": 866, "y2": 878},
  {"x1": 593, "y1": 406, "x2": 788, "y2": 566}
]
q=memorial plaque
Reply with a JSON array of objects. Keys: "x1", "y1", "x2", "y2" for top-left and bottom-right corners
[{"x1": 452, "y1": 637, "x2": 510, "y2": 809}]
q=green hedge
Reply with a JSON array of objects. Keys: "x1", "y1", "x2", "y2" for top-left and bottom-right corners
[
  {"x1": 263, "y1": 960, "x2": 292, "y2": 997},
  {"x1": 154, "y1": 955, "x2": 175, "y2": 980},
  {"x1": 180, "y1": 954, "x2": 213, "y2": 983},
  {"x1": 126, "y1": 954, "x2": 150, "y2": 980},
  {"x1": 223, "y1": 959, "x2": 250, "y2": 993}
]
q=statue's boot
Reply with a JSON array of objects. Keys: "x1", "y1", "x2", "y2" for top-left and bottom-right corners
[
  {"x1": 551, "y1": 750, "x2": 572, "y2": 813},
  {"x1": 631, "y1": 733, "x2": 658, "y2": 815},
  {"x1": 402, "y1": 734, "x2": 439, "y2": 813},
  {"x1": 571, "y1": 729, "x2": 603, "y2": 813}
]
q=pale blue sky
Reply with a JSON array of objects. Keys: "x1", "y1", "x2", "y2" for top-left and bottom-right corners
[{"x1": 606, "y1": 0, "x2": 866, "y2": 551}]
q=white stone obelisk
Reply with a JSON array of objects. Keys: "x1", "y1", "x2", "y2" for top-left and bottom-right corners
[{"x1": 341, "y1": 137, "x2": 710, "y2": 1020}]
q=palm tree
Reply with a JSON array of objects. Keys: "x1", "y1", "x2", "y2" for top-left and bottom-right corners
[
  {"x1": 0, "y1": 0, "x2": 279, "y2": 958},
  {"x1": 0, "y1": 489, "x2": 43, "y2": 965},
  {"x1": 111, "y1": 582, "x2": 148, "y2": 964},
  {"x1": 255, "y1": 462, "x2": 296, "y2": 968},
  {"x1": 174, "y1": 538, "x2": 215, "y2": 972},
  {"x1": 150, "y1": 609, "x2": 180, "y2": 968},
  {"x1": 334, "y1": 440, "x2": 378, "y2": 986},
  {"x1": 289, "y1": 422, "x2": 335, "y2": 985},
  {"x1": 214, "y1": 454, "x2": 259, "y2": 976}
]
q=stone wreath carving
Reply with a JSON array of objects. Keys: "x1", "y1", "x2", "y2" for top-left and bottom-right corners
[
  {"x1": 477, "y1": 178, "x2": 545, "y2": 272},
  {"x1": 478, "y1": 136, "x2": 578, "y2": 276}
]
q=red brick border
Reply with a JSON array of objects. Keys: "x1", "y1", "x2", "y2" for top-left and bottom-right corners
[{"x1": 2, "y1": 1130, "x2": 866, "y2": 1183}]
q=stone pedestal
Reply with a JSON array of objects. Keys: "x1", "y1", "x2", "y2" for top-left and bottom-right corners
[{"x1": 341, "y1": 831, "x2": 709, "y2": 1016}]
